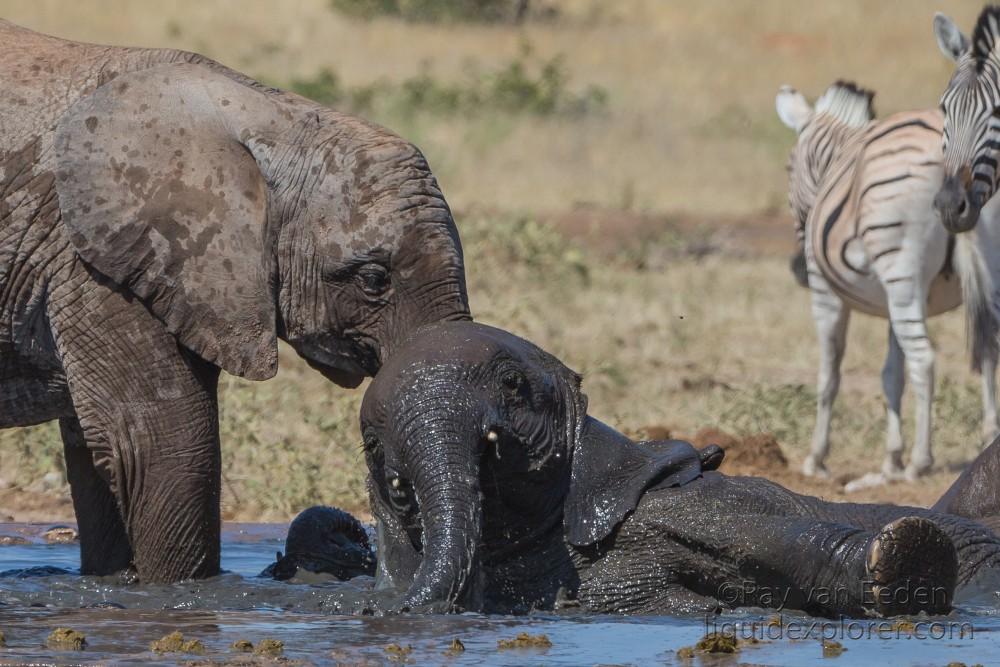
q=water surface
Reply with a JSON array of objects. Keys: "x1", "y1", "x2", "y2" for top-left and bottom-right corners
[{"x1": 0, "y1": 522, "x2": 998, "y2": 666}]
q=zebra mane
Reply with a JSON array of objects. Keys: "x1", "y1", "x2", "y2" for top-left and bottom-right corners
[
  {"x1": 973, "y1": 5, "x2": 1000, "y2": 65},
  {"x1": 813, "y1": 81, "x2": 875, "y2": 127}
]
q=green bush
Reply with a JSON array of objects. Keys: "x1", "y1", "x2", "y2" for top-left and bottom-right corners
[
  {"x1": 286, "y1": 50, "x2": 607, "y2": 118},
  {"x1": 330, "y1": 0, "x2": 531, "y2": 23}
]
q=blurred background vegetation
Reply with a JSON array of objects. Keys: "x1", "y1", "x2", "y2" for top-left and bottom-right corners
[{"x1": 0, "y1": 0, "x2": 990, "y2": 520}]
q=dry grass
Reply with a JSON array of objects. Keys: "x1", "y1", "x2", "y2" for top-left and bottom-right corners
[
  {"x1": 0, "y1": 215, "x2": 987, "y2": 518},
  {"x1": 0, "y1": 1, "x2": 992, "y2": 519},
  {"x1": 0, "y1": 0, "x2": 986, "y2": 215}
]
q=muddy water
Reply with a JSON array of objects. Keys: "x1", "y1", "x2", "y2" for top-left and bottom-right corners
[{"x1": 0, "y1": 524, "x2": 999, "y2": 665}]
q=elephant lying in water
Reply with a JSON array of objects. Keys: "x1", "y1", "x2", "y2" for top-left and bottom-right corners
[{"x1": 355, "y1": 321, "x2": 1000, "y2": 616}]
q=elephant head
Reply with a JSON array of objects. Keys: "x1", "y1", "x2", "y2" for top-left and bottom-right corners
[
  {"x1": 360, "y1": 321, "x2": 716, "y2": 611},
  {"x1": 52, "y1": 61, "x2": 469, "y2": 385}
]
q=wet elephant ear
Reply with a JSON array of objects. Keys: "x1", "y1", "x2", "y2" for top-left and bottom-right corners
[
  {"x1": 564, "y1": 419, "x2": 705, "y2": 546},
  {"x1": 53, "y1": 63, "x2": 278, "y2": 380}
]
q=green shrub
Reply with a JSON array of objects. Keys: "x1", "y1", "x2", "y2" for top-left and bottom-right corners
[
  {"x1": 286, "y1": 50, "x2": 607, "y2": 119},
  {"x1": 330, "y1": 0, "x2": 531, "y2": 23}
]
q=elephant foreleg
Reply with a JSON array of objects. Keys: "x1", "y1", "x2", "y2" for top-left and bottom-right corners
[
  {"x1": 51, "y1": 275, "x2": 222, "y2": 583},
  {"x1": 61, "y1": 416, "x2": 132, "y2": 575}
]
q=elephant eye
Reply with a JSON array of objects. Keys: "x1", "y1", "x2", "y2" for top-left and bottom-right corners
[
  {"x1": 500, "y1": 369, "x2": 528, "y2": 397},
  {"x1": 357, "y1": 263, "x2": 390, "y2": 296}
]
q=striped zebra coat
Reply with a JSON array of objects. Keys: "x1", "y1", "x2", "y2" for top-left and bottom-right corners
[{"x1": 777, "y1": 81, "x2": 999, "y2": 487}]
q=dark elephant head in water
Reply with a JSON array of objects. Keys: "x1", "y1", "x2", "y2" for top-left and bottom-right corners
[
  {"x1": 360, "y1": 321, "x2": 721, "y2": 611},
  {"x1": 263, "y1": 506, "x2": 375, "y2": 581}
]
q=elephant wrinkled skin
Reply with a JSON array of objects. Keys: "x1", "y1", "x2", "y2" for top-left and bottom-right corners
[
  {"x1": 0, "y1": 20, "x2": 469, "y2": 583},
  {"x1": 361, "y1": 322, "x2": 1000, "y2": 616}
]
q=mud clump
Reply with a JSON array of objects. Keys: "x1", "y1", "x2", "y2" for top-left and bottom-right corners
[
  {"x1": 695, "y1": 631, "x2": 738, "y2": 654},
  {"x1": 47, "y1": 628, "x2": 86, "y2": 650},
  {"x1": 496, "y1": 632, "x2": 552, "y2": 650},
  {"x1": 678, "y1": 631, "x2": 740, "y2": 656},
  {"x1": 444, "y1": 638, "x2": 465, "y2": 655},
  {"x1": 231, "y1": 639, "x2": 254, "y2": 652},
  {"x1": 822, "y1": 639, "x2": 846, "y2": 657},
  {"x1": 384, "y1": 643, "x2": 412, "y2": 661},
  {"x1": 0, "y1": 629, "x2": 6, "y2": 647},
  {"x1": 0, "y1": 535, "x2": 29, "y2": 546},
  {"x1": 150, "y1": 631, "x2": 205, "y2": 654},
  {"x1": 254, "y1": 639, "x2": 284, "y2": 657},
  {"x1": 42, "y1": 526, "x2": 78, "y2": 544},
  {"x1": 889, "y1": 620, "x2": 916, "y2": 634}
]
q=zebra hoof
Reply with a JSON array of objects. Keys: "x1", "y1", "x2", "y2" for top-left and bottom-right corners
[
  {"x1": 881, "y1": 459, "x2": 905, "y2": 481},
  {"x1": 904, "y1": 459, "x2": 933, "y2": 481},
  {"x1": 802, "y1": 457, "x2": 830, "y2": 479}
]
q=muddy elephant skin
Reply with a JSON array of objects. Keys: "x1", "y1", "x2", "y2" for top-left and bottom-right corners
[
  {"x1": 933, "y1": 435, "x2": 1000, "y2": 534},
  {"x1": 360, "y1": 321, "x2": 1000, "y2": 616},
  {"x1": 0, "y1": 20, "x2": 469, "y2": 583}
]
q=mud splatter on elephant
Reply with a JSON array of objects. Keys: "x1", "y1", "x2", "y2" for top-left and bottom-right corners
[{"x1": 0, "y1": 20, "x2": 469, "y2": 583}]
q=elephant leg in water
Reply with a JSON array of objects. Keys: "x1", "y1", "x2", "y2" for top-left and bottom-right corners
[
  {"x1": 53, "y1": 278, "x2": 223, "y2": 582},
  {"x1": 586, "y1": 471, "x2": 960, "y2": 617},
  {"x1": 61, "y1": 417, "x2": 132, "y2": 575}
]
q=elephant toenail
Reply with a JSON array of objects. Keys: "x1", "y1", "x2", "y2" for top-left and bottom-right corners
[{"x1": 867, "y1": 539, "x2": 882, "y2": 573}]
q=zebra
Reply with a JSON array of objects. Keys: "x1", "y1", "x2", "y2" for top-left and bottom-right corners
[
  {"x1": 776, "y1": 80, "x2": 999, "y2": 486},
  {"x1": 933, "y1": 8, "x2": 1000, "y2": 358}
]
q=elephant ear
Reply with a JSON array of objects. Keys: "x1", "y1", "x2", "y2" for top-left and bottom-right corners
[
  {"x1": 53, "y1": 64, "x2": 277, "y2": 380},
  {"x1": 564, "y1": 418, "x2": 705, "y2": 547}
]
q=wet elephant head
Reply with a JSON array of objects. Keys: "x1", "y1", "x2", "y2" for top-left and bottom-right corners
[
  {"x1": 360, "y1": 321, "x2": 714, "y2": 611},
  {"x1": 53, "y1": 63, "x2": 469, "y2": 386},
  {"x1": 265, "y1": 505, "x2": 375, "y2": 581}
]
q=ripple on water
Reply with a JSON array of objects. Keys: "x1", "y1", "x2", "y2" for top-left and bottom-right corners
[{"x1": 0, "y1": 523, "x2": 998, "y2": 666}]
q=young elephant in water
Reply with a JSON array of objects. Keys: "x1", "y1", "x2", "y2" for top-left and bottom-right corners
[
  {"x1": 360, "y1": 321, "x2": 1000, "y2": 616},
  {"x1": 262, "y1": 506, "x2": 375, "y2": 581}
]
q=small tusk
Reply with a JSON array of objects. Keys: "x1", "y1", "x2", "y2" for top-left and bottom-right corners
[
  {"x1": 486, "y1": 430, "x2": 499, "y2": 443},
  {"x1": 391, "y1": 477, "x2": 401, "y2": 489}
]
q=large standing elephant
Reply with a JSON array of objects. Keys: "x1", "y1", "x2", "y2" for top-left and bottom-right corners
[
  {"x1": 0, "y1": 21, "x2": 469, "y2": 583},
  {"x1": 360, "y1": 322, "x2": 1000, "y2": 616}
]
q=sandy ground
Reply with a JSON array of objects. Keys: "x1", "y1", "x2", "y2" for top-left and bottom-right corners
[
  {"x1": 0, "y1": 211, "x2": 973, "y2": 524},
  {"x1": 0, "y1": 430, "x2": 963, "y2": 524}
]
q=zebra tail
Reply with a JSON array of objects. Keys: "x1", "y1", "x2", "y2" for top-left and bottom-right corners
[{"x1": 955, "y1": 231, "x2": 1000, "y2": 373}]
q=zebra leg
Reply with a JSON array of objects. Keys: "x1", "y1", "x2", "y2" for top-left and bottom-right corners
[
  {"x1": 804, "y1": 288, "x2": 850, "y2": 478},
  {"x1": 981, "y1": 348, "x2": 1000, "y2": 445},
  {"x1": 881, "y1": 326, "x2": 906, "y2": 478},
  {"x1": 886, "y1": 297, "x2": 935, "y2": 480}
]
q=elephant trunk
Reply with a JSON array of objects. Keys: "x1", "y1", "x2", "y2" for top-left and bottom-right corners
[{"x1": 398, "y1": 410, "x2": 484, "y2": 611}]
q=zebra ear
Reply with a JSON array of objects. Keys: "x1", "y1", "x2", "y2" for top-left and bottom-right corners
[
  {"x1": 776, "y1": 86, "x2": 812, "y2": 132},
  {"x1": 934, "y1": 12, "x2": 970, "y2": 62}
]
